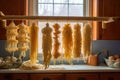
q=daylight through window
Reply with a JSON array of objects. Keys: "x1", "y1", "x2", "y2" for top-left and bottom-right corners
[{"x1": 29, "y1": 0, "x2": 89, "y2": 53}]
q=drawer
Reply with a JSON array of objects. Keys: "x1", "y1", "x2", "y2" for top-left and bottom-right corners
[
  {"x1": 11, "y1": 74, "x2": 28, "y2": 80},
  {"x1": 30, "y1": 74, "x2": 65, "y2": 80},
  {"x1": 65, "y1": 73, "x2": 99, "y2": 80},
  {"x1": 100, "y1": 73, "x2": 120, "y2": 80}
]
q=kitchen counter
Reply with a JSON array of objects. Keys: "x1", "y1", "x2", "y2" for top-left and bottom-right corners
[{"x1": 0, "y1": 65, "x2": 120, "y2": 73}]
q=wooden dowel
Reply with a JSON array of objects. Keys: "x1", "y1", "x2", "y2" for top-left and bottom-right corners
[{"x1": 0, "y1": 16, "x2": 119, "y2": 22}]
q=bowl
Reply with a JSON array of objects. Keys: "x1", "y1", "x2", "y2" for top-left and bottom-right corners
[
  {"x1": 0, "y1": 62, "x2": 22, "y2": 69},
  {"x1": 105, "y1": 58, "x2": 120, "y2": 68},
  {"x1": 0, "y1": 56, "x2": 22, "y2": 69}
]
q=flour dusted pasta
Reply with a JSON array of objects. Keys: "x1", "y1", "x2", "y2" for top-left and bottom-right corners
[
  {"x1": 62, "y1": 24, "x2": 73, "y2": 64},
  {"x1": 73, "y1": 23, "x2": 82, "y2": 58},
  {"x1": 82, "y1": 23, "x2": 92, "y2": 60},
  {"x1": 42, "y1": 23, "x2": 52, "y2": 69}
]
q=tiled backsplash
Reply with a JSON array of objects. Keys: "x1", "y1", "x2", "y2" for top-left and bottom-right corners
[
  {"x1": 0, "y1": 40, "x2": 120, "y2": 64},
  {"x1": 92, "y1": 40, "x2": 120, "y2": 54},
  {"x1": 92, "y1": 40, "x2": 120, "y2": 64},
  {"x1": 0, "y1": 40, "x2": 29, "y2": 61}
]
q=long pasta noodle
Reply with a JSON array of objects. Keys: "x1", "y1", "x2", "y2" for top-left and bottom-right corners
[
  {"x1": 62, "y1": 24, "x2": 73, "y2": 64},
  {"x1": 52, "y1": 23, "x2": 61, "y2": 64},
  {"x1": 82, "y1": 23, "x2": 92, "y2": 60},
  {"x1": 30, "y1": 23, "x2": 39, "y2": 64},
  {"x1": 42, "y1": 23, "x2": 52, "y2": 69},
  {"x1": 73, "y1": 23, "x2": 81, "y2": 58}
]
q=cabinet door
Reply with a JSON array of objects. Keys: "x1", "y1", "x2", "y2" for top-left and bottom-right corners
[
  {"x1": 100, "y1": 73, "x2": 120, "y2": 80},
  {"x1": 65, "y1": 73, "x2": 99, "y2": 80},
  {"x1": 0, "y1": 74, "x2": 12, "y2": 80},
  {"x1": 30, "y1": 74, "x2": 65, "y2": 80},
  {"x1": 11, "y1": 74, "x2": 28, "y2": 80},
  {"x1": 0, "y1": 74, "x2": 6, "y2": 80}
]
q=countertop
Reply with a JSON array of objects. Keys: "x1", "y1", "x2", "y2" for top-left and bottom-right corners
[{"x1": 0, "y1": 65, "x2": 120, "y2": 73}]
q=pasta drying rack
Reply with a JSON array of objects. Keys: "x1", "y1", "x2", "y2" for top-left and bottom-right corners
[
  {"x1": 0, "y1": 15, "x2": 120, "y2": 69},
  {"x1": 0, "y1": 16, "x2": 120, "y2": 30},
  {"x1": 0, "y1": 16, "x2": 120, "y2": 22}
]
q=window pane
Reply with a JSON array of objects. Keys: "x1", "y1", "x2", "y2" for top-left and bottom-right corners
[
  {"x1": 54, "y1": 0, "x2": 68, "y2": 3},
  {"x1": 54, "y1": 4, "x2": 68, "y2": 16},
  {"x1": 38, "y1": 4, "x2": 53, "y2": 16},
  {"x1": 69, "y1": 5, "x2": 83, "y2": 16},
  {"x1": 38, "y1": 0, "x2": 53, "y2": 3},
  {"x1": 69, "y1": 0, "x2": 83, "y2": 4}
]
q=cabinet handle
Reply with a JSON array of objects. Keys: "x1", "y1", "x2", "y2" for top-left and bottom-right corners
[
  {"x1": 78, "y1": 77, "x2": 86, "y2": 80},
  {"x1": 108, "y1": 77, "x2": 114, "y2": 80},
  {"x1": 43, "y1": 77, "x2": 51, "y2": 80}
]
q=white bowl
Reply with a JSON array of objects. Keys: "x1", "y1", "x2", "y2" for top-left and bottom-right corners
[{"x1": 105, "y1": 58, "x2": 120, "y2": 68}]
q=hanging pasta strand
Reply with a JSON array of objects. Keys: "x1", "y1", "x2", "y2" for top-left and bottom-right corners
[
  {"x1": 42, "y1": 23, "x2": 52, "y2": 69},
  {"x1": 73, "y1": 23, "x2": 82, "y2": 58},
  {"x1": 20, "y1": 23, "x2": 44, "y2": 70},
  {"x1": 5, "y1": 21, "x2": 18, "y2": 55},
  {"x1": 82, "y1": 23, "x2": 92, "y2": 60},
  {"x1": 62, "y1": 24, "x2": 73, "y2": 64},
  {"x1": 30, "y1": 23, "x2": 39, "y2": 64},
  {"x1": 17, "y1": 22, "x2": 30, "y2": 60},
  {"x1": 52, "y1": 23, "x2": 61, "y2": 64}
]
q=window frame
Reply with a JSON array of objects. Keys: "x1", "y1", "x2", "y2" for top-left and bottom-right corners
[
  {"x1": 29, "y1": 0, "x2": 90, "y2": 17},
  {"x1": 28, "y1": 0, "x2": 91, "y2": 55}
]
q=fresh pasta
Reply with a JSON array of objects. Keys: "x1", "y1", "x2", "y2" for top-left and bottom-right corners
[
  {"x1": 30, "y1": 23, "x2": 39, "y2": 64},
  {"x1": 82, "y1": 23, "x2": 92, "y2": 60},
  {"x1": 5, "y1": 21, "x2": 18, "y2": 53},
  {"x1": 52, "y1": 23, "x2": 61, "y2": 64},
  {"x1": 62, "y1": 24, "x2": 73, "y2": 64},
  {"x1": 17, "y1": 23, "x2": 30, "y2": 59},
  {"x1": 42, "y1": 23, "x2": 52, "y2": 69},
  {"x1": 73, "y1": 23, "x2": 82, "y2": 58}
]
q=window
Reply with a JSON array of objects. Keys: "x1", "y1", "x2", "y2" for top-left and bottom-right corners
[
  {"x1": 29, "y1": 0, "x2": 90, "y2": 54},
  {"x1": 38, "y1": 0, "x2": 84, "y2": 16},
  {"x1": 29, "y1": 0, "x2": 89, "y2": 16},
  {"x1": 37, "y1": 0, "x2": 89, "y2": 16}
]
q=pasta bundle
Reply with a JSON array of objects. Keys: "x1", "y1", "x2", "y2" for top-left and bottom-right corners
[
  {"x1": 62, "y1": 24, "x2": 73, "y2": 64},
  {"x1": 42, "y1": 23, "x2": 52, "y2": 69},
  {"x1": 52, "y1": 23, "x2": 61, "y2": 64},
  {"x1": 30, "y1": 23, "x2": 39, "y2": 64},
  {"x1": 17, "y1": 23, "x2": 30, "y2": 59},
  {"x1": 82, "y1": 23, "x2": 92, "y2": 60},
  {"x1": 6, "y1": 21, "x2": 18, "y2": 53},
  {"x1": 73, "y1": 23, "x2": 82, "y2": 58}
]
